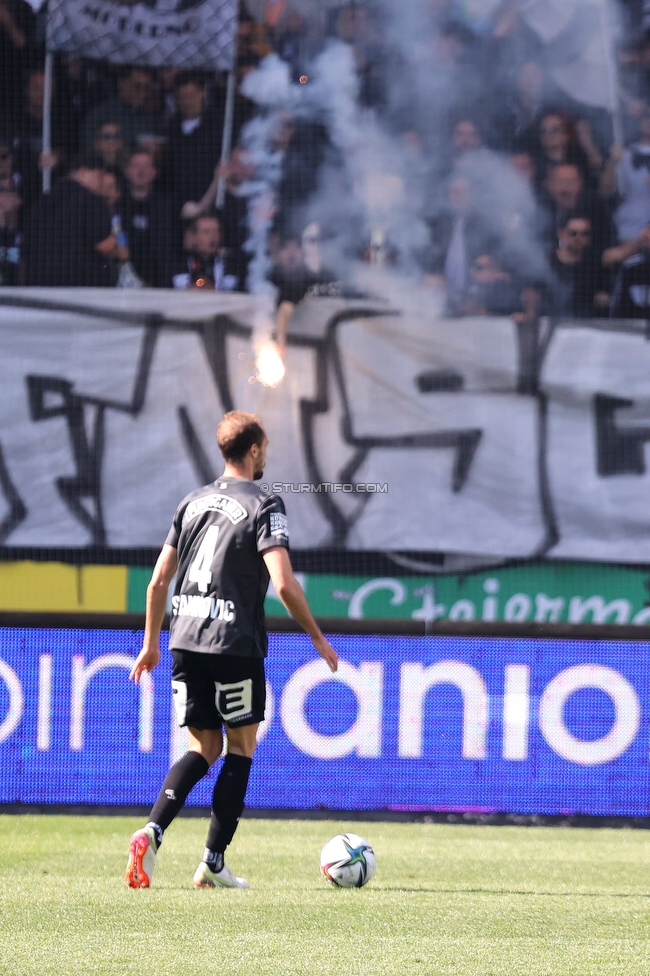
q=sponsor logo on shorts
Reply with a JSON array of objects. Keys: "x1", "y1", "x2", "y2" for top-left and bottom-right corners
[
  {"x1": 171, "y1": 680, "x2": 188, "y2": 726},
  {"x1": 184, "y1": 494, "x2": 247, "y2": 525},
  {"x1": 171, "y1": 594, "x2": 236, "y2": 622},
  {"x1": 216, "y1": 679, "x2": 253, "y2": 721},
  {"x1": 269, "y1": 512, "x2": 289, "y2": 538}
]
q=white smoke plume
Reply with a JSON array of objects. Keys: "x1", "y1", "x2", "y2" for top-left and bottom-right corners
[
  {"x1": 238, "y1": 55, "x2": 295, "y2": 385},
  {"x1": 238, "y1": 0, "x2": 622, "y2": 321}
]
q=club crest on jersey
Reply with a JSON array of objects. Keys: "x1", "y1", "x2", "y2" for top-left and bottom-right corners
[{"x1": 184, "y1": 494, "x2": 248, "y2": 524}]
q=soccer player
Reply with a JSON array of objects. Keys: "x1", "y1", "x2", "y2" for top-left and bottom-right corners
[{"x1": 125, "y1": 410, "x2": 338, "y2": 889}]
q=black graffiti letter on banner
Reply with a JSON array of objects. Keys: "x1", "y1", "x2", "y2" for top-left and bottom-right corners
[
  {"x1": 594, "y1": 394, "x2": 650, "y2": 476},
  {"x1": 26, "y1": 375, "x2": 107, "y2": 545},
  {"x1": 0, "y1": 440, "x2": 27, "y2": 544}
]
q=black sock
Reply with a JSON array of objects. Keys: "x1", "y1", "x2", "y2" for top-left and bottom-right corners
[
  {"x1": 149, "y1": 751, "x2": 210, "y2": 835},
  {"x1": 205, "y1": 753, "x2": 252, "y2": 855},
  {"x1": 203, "y1": 848, "x2": 224, "y2": 873}
]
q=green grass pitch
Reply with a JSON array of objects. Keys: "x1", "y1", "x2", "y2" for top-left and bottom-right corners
[{"x1": 1, "y1": 814, "x2": 649, "y2": 976}]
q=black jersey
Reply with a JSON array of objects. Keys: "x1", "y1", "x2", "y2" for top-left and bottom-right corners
[
  {"x1": 610, "y1": 250, "x2": 650, "y2": 318},
  {"x1": 164, "y1": 478, "x2": 289, "y2": 658}
]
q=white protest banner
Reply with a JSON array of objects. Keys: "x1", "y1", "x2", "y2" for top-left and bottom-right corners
[
  {"x1": 0, "y1": 289, "x2": 649, "y2": 564},
  {"x1": 47, "y1": 0, "x2": 237, "y2": 69}
]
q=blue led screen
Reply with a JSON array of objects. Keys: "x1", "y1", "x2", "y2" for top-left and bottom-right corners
[{"x1": 1, "y1": 627, "x2": 649, "y2": 815}]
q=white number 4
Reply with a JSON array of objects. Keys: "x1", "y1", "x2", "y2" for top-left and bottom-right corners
[{"x1": 188, "y1": 524, "x2": 220, "y2": 593}]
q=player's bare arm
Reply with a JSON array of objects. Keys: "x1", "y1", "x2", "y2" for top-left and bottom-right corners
[
  {"x1": 130, "y1": 543, "x2": 178, "y2": 684},
  {"x1": 263, "y1": 546, "x2": 338, "y2": 672}
]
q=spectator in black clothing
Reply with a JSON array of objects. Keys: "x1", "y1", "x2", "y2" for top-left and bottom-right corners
[
  {"x1": 550, "y1": 213, "x2": 611, "y2": 318},
  {"x1": 529, "y1": 110, "x2": 598, "y2": 191},
  {"x1": 540, "y1": 163, "x2": 617, "y2": 260},
  {"x1": 218, "y1": 147, "x2": 254, "y2": 288},
  {"x1": 22, "y1": 153, "x2": 116, "y2": 286},
  {"x1": 492, "y1": 61, "x2": 548, "y2": 153},
  {"x1": 456, "y1": 252, "x2": 538, "y2": 320},
  {"x1": 163, "y1": 71, "x2": 225, "y2": 223},
  {"x1": 424, "y1": 174, "x2": 499, "y2": 313},
  {"x1": 13, "y1": 67, "x2": 68, "y2": 209},
  {"x1": 270, "y1": 231, "x2": 342, "y2": 350},
  {"x1": 173, "y1": 146, "x2": 255, "y2": 285},
  {"x1": 543, "y1": 161, "x2": 650, "y2": 288},
  {"x1": 122, "y1": 150, "x2": 175, "y2": 287},
  {"x1": 259, "y1": 1, "x2": 324, "y2": 78},
  {"x1": 609, "y1": 232, "x2": 650, "y2": 318},
  {"x1": 92, "y1": 121, "x2": 126, "y2": 172},
  {"x1": 0, "y1": 131, "x2": 20, "y2": 200},
  {"x1": 436, "y1": 114, "x2": 485, "y2": 180},
  {"x1": 171, "y1": 214, "x2": 240, "y2": 291},
  {"x1": 0, "y1": 135, "x2": 22, "y2": 285},
  {"x1": 81, "y1": 67, "x2": 162, "y2": 154},
  {"x1": 0, "y1": 181, "x2": 21, "y2": 286},
  {"x1": 100, "y1": 167, "x2": 123, "y2": 216},
  {"x1": 332, "y1": 3, "x2": 386, "y2": 108},
  {"x1": 276, "y1": 115, "x2": 329, "y2": 209},
  {"x1": 235, "y1": 11, "x2": 267, "y2": 81},
  {"x1": 156, "y1": 67, "x2": 179, "y2": 123},
  {"x1": 55, "y1": 55, "x2": 112, "y2": 159},
  {"x1": 0, "y1": 0, "x2": 36, "y2": 121}
]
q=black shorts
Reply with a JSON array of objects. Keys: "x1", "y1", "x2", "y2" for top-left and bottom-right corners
[{"x1": 171, "y1": 650, "x2": 266, "y2": 730}]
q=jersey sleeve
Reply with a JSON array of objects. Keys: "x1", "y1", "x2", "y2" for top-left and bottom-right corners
[
  {"x1": 256, "y1": 493, "x2": 289, "y2": 552},
  {"x1": 164, "y1": 503, "x2": 184, "y2": 548}
]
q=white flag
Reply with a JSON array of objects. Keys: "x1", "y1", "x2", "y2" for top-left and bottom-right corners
[
  {"x1": 47, "y1": 0, "x2": 237, "y2": 69},
  {"x1": 519, "y1": 0, "x2": 618, "y2": 112}
]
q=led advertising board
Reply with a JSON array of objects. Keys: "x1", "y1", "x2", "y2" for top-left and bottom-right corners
[{"x1": 1, "y1": 628, "x2": 648, "y2": 815}]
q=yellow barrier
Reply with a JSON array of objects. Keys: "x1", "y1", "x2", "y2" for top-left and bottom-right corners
[{"x1": 0, "y1": 562, "x2": 127, "y2": 612}]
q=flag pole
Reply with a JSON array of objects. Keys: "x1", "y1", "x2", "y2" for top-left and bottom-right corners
[
  {"x1": 42, "y1": 51, "x2": 54, "y2": 194},
  {"x1": 216, "y1": 65, "x2": 237, "y2": 208},
  {"x1": 600, "y1": 0, "x2": 623, "y2": 145}
]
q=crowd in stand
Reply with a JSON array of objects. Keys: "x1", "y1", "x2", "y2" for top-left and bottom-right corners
[{"x1": 3, "y1": 0, "x2": 650, "y2": 321}]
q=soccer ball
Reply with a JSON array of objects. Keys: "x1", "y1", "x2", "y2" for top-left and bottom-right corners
[{"x1": 320, "y1": 833, "x2": 376, "y2": 888}]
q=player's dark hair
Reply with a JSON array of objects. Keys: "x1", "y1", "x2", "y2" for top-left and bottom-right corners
[{"x1": 217, "y1": 411, "x2": 265, "y2": 463}]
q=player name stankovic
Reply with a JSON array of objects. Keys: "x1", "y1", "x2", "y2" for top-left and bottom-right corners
[{"x1": 171, "y1": 594, "x2": 236, "y2": 621}]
